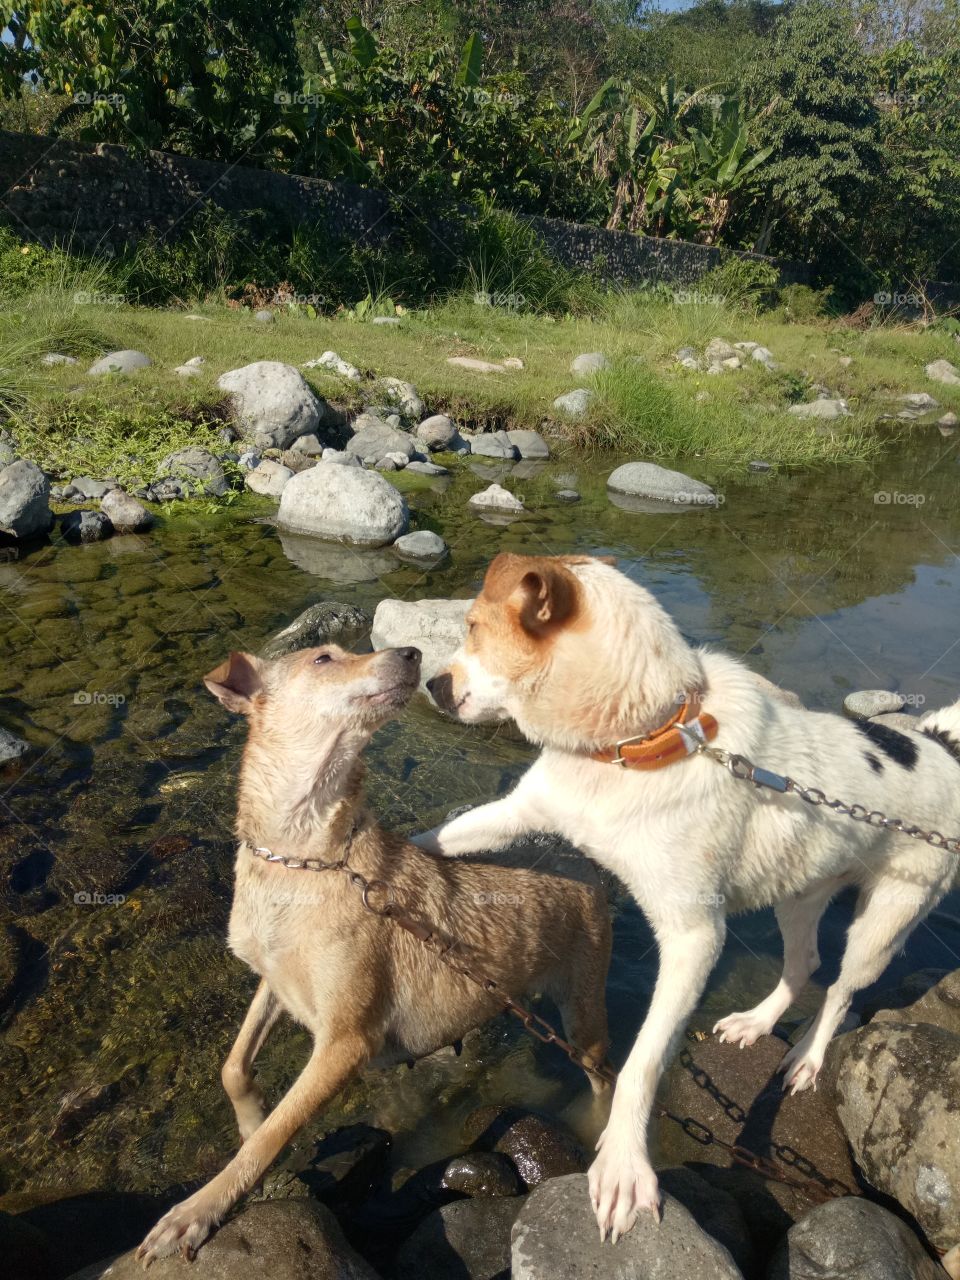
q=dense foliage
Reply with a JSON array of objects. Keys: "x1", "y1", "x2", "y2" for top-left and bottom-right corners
[{"x1": 3, "y1": 0, "x2": 960, "y2": 291}]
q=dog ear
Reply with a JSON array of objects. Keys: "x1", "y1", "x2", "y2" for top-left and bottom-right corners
[
  {"x1": 203, "y1": 652, "x2": 263, "y2": 714},
  {"x1": 514, "y1": 564, "x2": 578, "y2": 634}
]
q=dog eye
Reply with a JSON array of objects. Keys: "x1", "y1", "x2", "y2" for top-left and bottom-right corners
[{"x1": 313, "y1": 653, "x2": 333, "y2": 665}]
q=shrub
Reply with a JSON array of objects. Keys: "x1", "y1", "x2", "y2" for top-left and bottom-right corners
[{"x1": 699, "y1": 255, "x2": 781, "y2": 311}]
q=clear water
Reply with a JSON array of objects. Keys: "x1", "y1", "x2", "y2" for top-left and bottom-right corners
[{"x1": 2, "y1": 431, "x2": 959, "y2": 1199}]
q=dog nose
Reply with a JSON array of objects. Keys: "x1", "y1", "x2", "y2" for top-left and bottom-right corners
[
  {"x1": 397, "y1": 647, "x2": 421, "y2": 664},
  {"x1": 426, "y1": 671, "x2": 453, "y2": 709}
]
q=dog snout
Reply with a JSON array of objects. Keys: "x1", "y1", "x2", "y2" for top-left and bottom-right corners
[
  {"x1": 396, "y1": 647, "x2": 421, "y2": 665},
  {"x1": 426, "y1": 671, "x2": 454, "y2": 711}
]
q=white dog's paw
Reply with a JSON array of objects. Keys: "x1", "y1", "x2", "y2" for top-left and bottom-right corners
[
  {"x1": 713, "y1": 1009, "x2": 775, "y2": 1049},
  {"x1": 779, "y1": 1039, "x2": 822, "y2": 1095},
  {"x1": 136, "y1": 1195, "x2": 219, "y2": 1267},
  {"x1": 588, "y1": 1141, "x2": 660, "y2": 1244}
]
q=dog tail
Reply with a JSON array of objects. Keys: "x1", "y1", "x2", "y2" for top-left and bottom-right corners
[{"x1": 917, "y1": 699, "x2": 960, "y2": 767}]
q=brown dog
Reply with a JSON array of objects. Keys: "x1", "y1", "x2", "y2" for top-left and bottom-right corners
[{"x1": 137, "y1": 642, "x2": 611, "y2": 1264}]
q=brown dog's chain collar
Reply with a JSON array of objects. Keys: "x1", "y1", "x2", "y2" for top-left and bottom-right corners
[{"x1": 241, "y1": 827, "x2": 851, "y2": 1208}]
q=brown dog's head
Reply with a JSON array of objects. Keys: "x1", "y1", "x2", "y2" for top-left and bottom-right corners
[
  {"x1": 426, "y1": 552, "x2": 702, "y2": 750},
  {"x1": 204, "y1": 644, "x2": 422, "y2": 736}
]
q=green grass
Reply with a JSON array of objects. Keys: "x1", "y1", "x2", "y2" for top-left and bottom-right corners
[{"x1": 3, "y1": 279, "x2": 960, "y2": 486}]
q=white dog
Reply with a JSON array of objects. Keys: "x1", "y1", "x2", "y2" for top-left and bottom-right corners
[{"x1": 416, "y1": 552, "x2": 960, "y2": 1243}]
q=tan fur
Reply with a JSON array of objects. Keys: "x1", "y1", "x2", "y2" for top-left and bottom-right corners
[{"x1": 137, "y1": 643, "x2": 611, "y2": 1265}]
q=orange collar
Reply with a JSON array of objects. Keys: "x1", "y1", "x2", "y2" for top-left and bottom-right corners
[{"x1": 591, "y1": 696, "x2": 718, "y2": 771}]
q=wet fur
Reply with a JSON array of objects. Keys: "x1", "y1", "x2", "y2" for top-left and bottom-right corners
[{"x1": 137, "y1": 643, "x2": 611, "y2": 1265}]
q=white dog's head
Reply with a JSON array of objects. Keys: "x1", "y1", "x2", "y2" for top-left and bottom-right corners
[{"x1": 426, "y1": 553, "x2": 704, "y2": 751}]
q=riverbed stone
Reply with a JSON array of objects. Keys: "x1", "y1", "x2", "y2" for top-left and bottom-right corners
[
  {"x1": 68, "y1": 476, "x2": 115, "y2": 500},
  {"x1": 752, "y1": 345, "x2": 776, "y2": 366},
  {"x1": 405, "y1": 460, "x2": 450, "y2": 476},
  {"x1": 570, "y1": 352, "x2": 609, "y2": 375},
  {"x1": 321, "y1": 449, "x2": 362, "y2": 467},
  {"x1": 303, "y1": 351, "x2": 362, "y2": 382},
  {"x1": 88, "y1": 350, "x2": 151, "y2": 376},
  {"x1": 100, "y1": 490, "x2": 153, "y2": 533},
  {"x1": 277, "y1": 465, "x2": 408, "y2": 546},
  {"x1": 552, "y1": 388, "x2": 594, "y2": 417},
  {"x1": 0, "y1": 726, "x2": 29, "y2": 764},
  {"x1": 0, "y1": 431, "x2": 16, "y2": 468},
  {"x1": 41, "y1": 351, "x2": 78, "y2": 366},
  {"x1": 290, "y1": 433, "x2": 325, "y2": 457},
  {"x1": 245, "y1": 459, "x2": 294, "y2": 497},
  {"x1": 345, "y1": 417, "x2": 417, "y2": 465},
  {"x1": 61, "y1": 510, "x2": 112, "y2": 543},
  {"x1": 442, "y1": 1151, "x2": 523, "y2": 1198},
  {"x1": 468, "y1": 483, "x2": 524, "y2": 514},
  {"x1": 393, "y1": 530, "x2": 448, "y2": 561},
  {"x1": 925, "y1": 358, "x2": 960, "y2": 386},
  {"x1": 462, "y1": 1106, "x2": 587, "y2": 1190},
  {"x1": 218, "y1": 362, "x2": 331, "y2": 450},
  {"x1": 767, "y1": 1196, "x2": 943, "y2": 1280},
  {"x1": 843, "y1": 689, "x2": 905, "y2": 719},
  {"x1": 788, "y1": 398, "x2": 850, "y2": 419},
  {"x1": 556, "y1": 489, "x2": 580, "y2": 502},
  {"x1": 511, "y1": 1173, "x2": 744, "y2": 1280},
  {"x1": 468, "y1": 432, "x2": 520, "y2": 460},
  {"x1": 416, "y1": 414, "x2": 464, "y2": 452},
  {"x1": 900, "y1": 392, "x2": 940, "y2": 412},
  {"x1": 0, "y1": 460, "x2": 52, "y2": 538},
  {"x1": 448, "y1": 356, "x2": 511, "y2": 373},
  {"x1": 261, "y1": 602, "x2": 372, "y2": 658},
  {"x1": 154, "y1": 448, "x2": 229, "y2": 498},
  {"x1": 372, "y1": 597, "x2": 471, "y2": 687},
  {"x1": 938, "y1": 411, "x2": 959, "y2": 428},
  {"x1": 76, "y1": 1200, "x2": 381, "y2": 1280},
  {"x1": 607, "y1": 461, "x2": 717, "y2": 506},
  {"x1": 506, "y1": 429, "x2": 550, "y2": 459},
  {"x1": 395, "y1": 1196, "x2": 522, "y2": 1280},
  {"x1": 375, "y1": 376, "x2": 423, "y2": 420},
  {"x1": 831, "y1": 1021, "x2": 960, "y2": 1248},
  {"x1": 705, "y1": 337, "x2": 740, "y2": 364}
]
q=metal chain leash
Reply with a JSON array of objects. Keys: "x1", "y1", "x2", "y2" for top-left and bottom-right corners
[
  {"x1": 245, "y1": 829, "x2": 848, "y2": 1206},
  {"x1": 696, "y1": 745, "x2": 960, "y2": 855}
]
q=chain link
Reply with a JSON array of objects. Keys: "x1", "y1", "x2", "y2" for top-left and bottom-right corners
[{"x1": 699, "y1": 746, "x2": 960, "y2": 855}]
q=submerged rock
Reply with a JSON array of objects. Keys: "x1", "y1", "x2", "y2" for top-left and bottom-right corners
[
  {"x1": 767, "y1": 1196, "x2": 943, "y2": 1280},
  {"x1": 441, "y1": 1151, "x2": 522, "y2": 1198},
  {"x1": 462, "y1": 1106, "x2": 587, "y2": 1190},
  {"x1": 0, "y1": 726, "x2": 30, "y2": 764},
  {"x1": 393, "y1": 530, "x2": 448, "y2": 561},
  {"x1": 511, "y1": 1173, "x2": 744, "y2": 1280},
  {"x1": 61, "y1": 510, "x2": 112, "y2": 544},
  {"x1": 832, "y1": 1021, "x2": 960, "y2": 1248},
  {"x1": 607, "y1": 461, "x2": 716, "y2": 507},
  {"x1": 277, "y1": 466, "x2": 408, "y2": 547},
  {"x1": 261, "y1": 602, "x2": 372, "y2": 658},
  {"x1": 468, "y1": 484, "x2": 524, "y2": 514}
]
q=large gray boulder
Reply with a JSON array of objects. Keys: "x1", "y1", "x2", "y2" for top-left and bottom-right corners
[
  {"x1": 261, "y1": 602, "x2": 372, "y2": 659},
  {"x1": 506, "y1": 429, "x2": 550, "y2": 459},
  {"x1": 467, "y1": 431, "x2": 519, "y2": 460},
  {"x1": 0, "y1": 460, "x2": 52, "y2": 538},
  {"x1": 767, "y1": 1196, "x2": 944, "y2": 1280},
  {"x1": 395, "y1": 1197, "x2": 522, "y2": 1280},
  {"x1": 100, "y1": 490, "x2": 153, "y2": 533},
  {"x1": 218, "y1": 362, "x2": 332, "y2": 449},
  {"x1": 153, "y1": 448, "x2": 230, "y2": 498},
  {"x1": 69, "y1": 1200, "x2": 381, "y2": 1280},
  {"x1": 607, "y1": 461, "x2": 717, "y2": 507},
  {"x1": 277, "y1": 466, "x2": 408, "y2": 547},
  {"x1": 511, "y1": 1173, "x2": 744, "y2": 1280},
  {"x1": 832, "y1": 1021, "x2": 960, "y2": 1248},
  {"x1": 372, "y1": 597, "x2": 471, "y2": 688},
  {"x1": 345, "y1": 416, "x2": 417, "y2": 465},
  {"x1": 416, "y1": 414, "x2": 465, "y2": 452},
  {"x1": 88, "y1": 350, "x2": 151, "y2": 376}
]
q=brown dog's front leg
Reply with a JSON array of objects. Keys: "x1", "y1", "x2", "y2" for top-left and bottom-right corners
[
  {"x1": 136, "y1": 1033, "x2": 370, "y2": 1267},
  {"x1": 221, "y1": 979, "x2": 280, "y2": 1141}
]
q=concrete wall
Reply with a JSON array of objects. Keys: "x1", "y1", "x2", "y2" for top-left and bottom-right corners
[{"x1": 1, "y1": 128, "x2": 809, "y2": 287}]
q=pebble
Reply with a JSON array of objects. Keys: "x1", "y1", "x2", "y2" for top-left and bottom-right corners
[
  {"x1": 842, "y1": 689, "x2": 905, "y2": 719},
  {"x1": 556, "y1": 489, "x2": 580, "y2": 502}
]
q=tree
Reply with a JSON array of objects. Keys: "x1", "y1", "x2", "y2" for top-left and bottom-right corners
[{"x1": 746, "y1": 0, "x2": 883, "y2": 266}]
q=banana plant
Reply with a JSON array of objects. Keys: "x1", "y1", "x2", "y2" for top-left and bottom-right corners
[{"x1": 687, "y1": 96, "x2": 774, "y2": 242}]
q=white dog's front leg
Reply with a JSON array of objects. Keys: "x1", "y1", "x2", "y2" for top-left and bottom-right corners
[
  {"x1": 412, "y1": 793, "x2": 541, "y2": 857},
  {"x1": 590, "y1": 917, "x2": 725, "y2": 1242}
]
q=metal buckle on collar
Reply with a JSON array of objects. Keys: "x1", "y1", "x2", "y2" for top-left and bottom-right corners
[{"x1": 611, "y1": 732, "x2": 650, "y2": 766}]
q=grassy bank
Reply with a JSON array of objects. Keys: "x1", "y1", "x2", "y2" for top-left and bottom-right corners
[{"x1": 2, "y1": 269, "x2": 959, "y2": 488}]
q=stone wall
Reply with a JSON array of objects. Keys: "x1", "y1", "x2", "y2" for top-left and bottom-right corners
[{"x1": 1, "y1": 128, "x2": 809, "y2": 287}]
